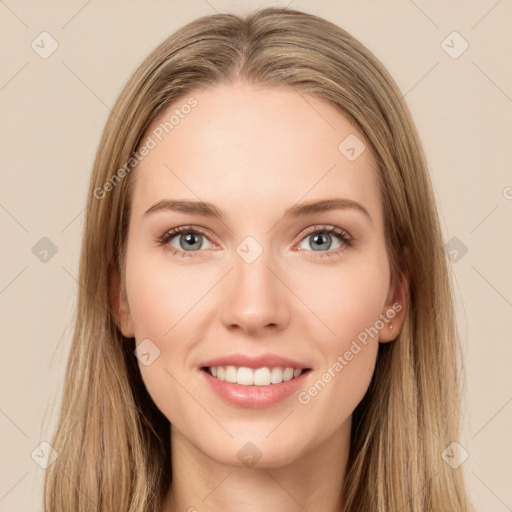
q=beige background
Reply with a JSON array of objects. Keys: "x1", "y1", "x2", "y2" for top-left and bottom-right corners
[{"x1": 1, "y1": 1, "x2": 511, "y2": 510}]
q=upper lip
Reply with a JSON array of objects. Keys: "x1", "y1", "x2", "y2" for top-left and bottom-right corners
[{"x1": 199, "y1": 353, "x2": 311, "y2": 370}]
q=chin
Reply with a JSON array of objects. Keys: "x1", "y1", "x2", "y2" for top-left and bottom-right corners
[{"x1": 197, "y1": 433, "x2": 308, "y2": 470}]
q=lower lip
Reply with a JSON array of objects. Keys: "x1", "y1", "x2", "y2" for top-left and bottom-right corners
[{"x1": 200, "y1": 368, "x2": 311, "y2": 408}]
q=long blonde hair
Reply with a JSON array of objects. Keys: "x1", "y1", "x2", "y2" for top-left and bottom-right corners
[{"x1": 44, "y1": 7, "x2": 471, "y2": 511}]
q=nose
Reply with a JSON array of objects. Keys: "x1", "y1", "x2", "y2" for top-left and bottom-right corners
[{"x1": 220, "y1": 247, "x2": 290, "y2": 336}]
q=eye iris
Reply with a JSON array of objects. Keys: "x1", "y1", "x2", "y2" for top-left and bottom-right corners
[
  {"x1": 181, "y1": 233, "x2": 202, "y2": 250},
  {"x1": 311, "y1": 232, "x2": 331, "y2": 251}
]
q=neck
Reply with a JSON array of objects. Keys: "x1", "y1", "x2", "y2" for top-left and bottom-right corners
[{"x1": 162, "y1": 418, "x2": 351, "y2": 512}]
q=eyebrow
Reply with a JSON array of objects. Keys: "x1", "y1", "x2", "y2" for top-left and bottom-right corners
[{"x1": 144, "y1": 198, "x2": 372, "y2": 223}]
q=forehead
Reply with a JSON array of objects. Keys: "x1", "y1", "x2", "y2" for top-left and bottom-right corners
[{"x1": 130, "y1": 82, "x2": 382, "y2": 225}]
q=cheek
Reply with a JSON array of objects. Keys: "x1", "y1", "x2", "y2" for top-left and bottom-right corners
[
  {"x1": 292, "y1": 255, "x2": 389, "y2": 417},
  {"x1": 296, "y1": 255, "x2": 391, "y2": 349},
  {"x1": 294, "y1": 275, "x2": 387, "y2": 442},
  {"x1": 124, "y1": 252, "x2": 206, "y2": 428},
  {"x1": 124, "y1": 249, "x2": 206, "y2": 339}
]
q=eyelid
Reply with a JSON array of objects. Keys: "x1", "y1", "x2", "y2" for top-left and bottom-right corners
[{"x1": 297, "y1": 224, "x2": 352, "y2": 242}]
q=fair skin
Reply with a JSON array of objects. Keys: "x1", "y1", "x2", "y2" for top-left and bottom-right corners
[{"x1": 111, "y1": 81, "x2": 406, "y2": 512}]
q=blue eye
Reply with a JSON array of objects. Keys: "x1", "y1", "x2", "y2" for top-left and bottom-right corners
[
  {"x1": 296, "y1": 225, "x2": 353, "y2": 258},
  {"x1": 158, "y1": 226, "x2": 215, "y2": 257}
]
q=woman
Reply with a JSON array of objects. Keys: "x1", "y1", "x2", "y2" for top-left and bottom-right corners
[{"x1": 44, "y1": 7, "x2": 473, "y2": 511}]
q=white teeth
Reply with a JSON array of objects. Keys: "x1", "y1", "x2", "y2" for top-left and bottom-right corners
[
  {"x1": 225, "y1": 365, "x2": 237, "y2": 383},
  {"x1": 283, "y1": 367, "x2": 294, "y2": 381},
  {"x1": 253, "y1": 367, "x2": 271, "y2": 386},
  {"x1": 237, "y1": 367, "x2": 254, "y2": 386},
  {"x1": 208, "y1": 366, "x2": 305, "y2": 386},
  {"x1": 270, "y1": 367, "x2": 284, "y2": 384}
]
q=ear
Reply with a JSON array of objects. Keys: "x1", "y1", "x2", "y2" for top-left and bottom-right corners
[
  {"x1": 378, "y1": 257, "x2": 409, "y2": 343},
  {"x1": 109, "y1": 263, "x2": 135, "y2": 338}
]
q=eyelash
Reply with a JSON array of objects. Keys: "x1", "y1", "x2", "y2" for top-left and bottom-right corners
[{"x1": 157, "y1": 224, "x2": 353, "y2": 260}]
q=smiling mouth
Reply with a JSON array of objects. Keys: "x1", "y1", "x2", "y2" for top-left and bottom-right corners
[{"x1": 202, "y1": 366, "x2": 311, "y2": 386}]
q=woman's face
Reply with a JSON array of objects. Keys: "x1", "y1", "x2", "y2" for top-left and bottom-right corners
[{"x1": 114, "y1": 81, "x2": 404, "y2": 468}]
